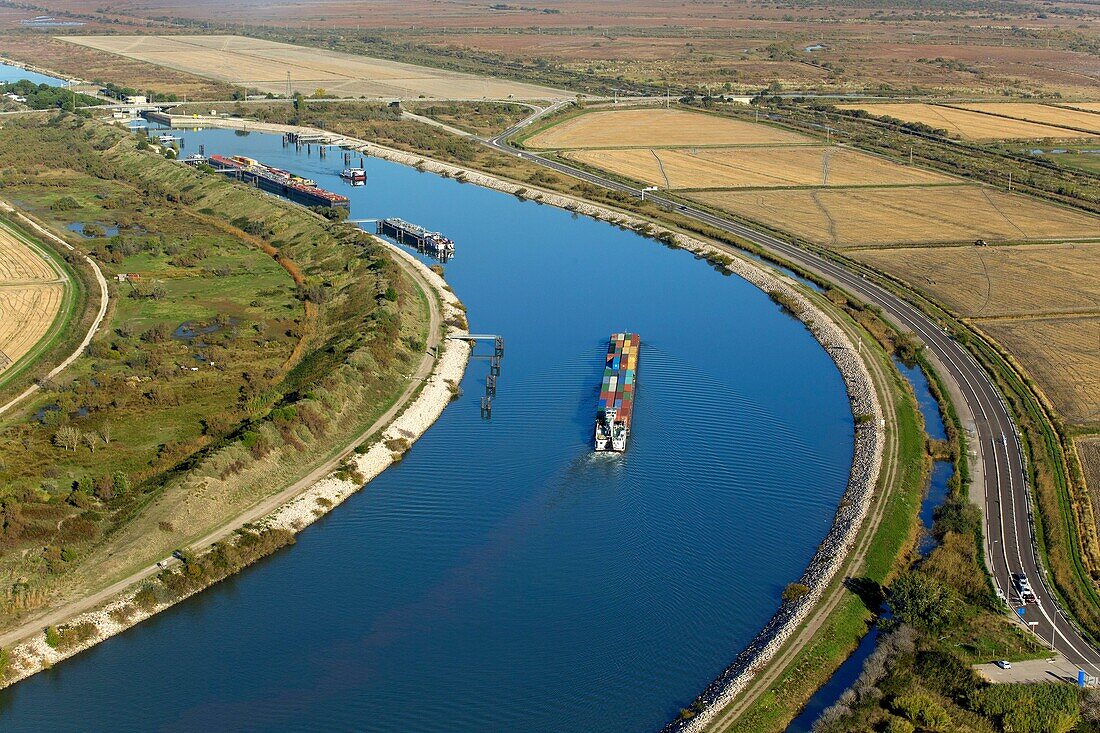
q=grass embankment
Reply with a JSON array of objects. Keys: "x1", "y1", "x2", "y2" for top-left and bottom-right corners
[
  {"x1": 403, "y1": 100, "x2": 532, "y2": 136},
  {"x1": 0, "y1": 113, "x2": 428, "y2": 635},
  {"x1": 0, "y1": 216, "x2": 87, "y2": 399}
]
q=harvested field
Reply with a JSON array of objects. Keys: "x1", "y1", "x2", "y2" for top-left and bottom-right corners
[
  {"x1": 0, "y1": 228, "x2": 59, "y2": 283},
  {"x1": 0, "y1": 223, "x2": 65, "y2": 370},
  {"x1": 1065, "y1": 103, "x2": 1100, "y2": 113},
  {"x1": 836, "y1": 103, "x2": 1090, "y2": 140},
  {"x1": 61, "y1": 35, "x2": 569, "y2": 100},
  {"x1": 0, "y1": 285, "x2": 64, "y2": 368},
  {"x1": 524, "y1": 108, "x2": 810, "y2": 149},
  {"x1": 1080, "y1": 437, "x2": 1100, "y2": 506},
  {"x1": 564, "y1": 145, "x2": 952, "y2": 189},
  {"x1": 955, "y1": 103, "x2": 1100, "y2": 136},
  {"x1": 980, "y1": 315, "x2": 1100, "y2": 426},
  {"x1": 689, "y1": 185, "x2": 1100, "y2": 247},
  {"x1": 850, "y1": 242, "x2": 1100, "y2": 318}
]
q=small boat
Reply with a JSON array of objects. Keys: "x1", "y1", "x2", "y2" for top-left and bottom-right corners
[
  {"x1": 157, "y1": 133, "x2": 181, "y2": 143},
  {"x1": 340, "y1": 167, "x2": 367, "y2": 183}
]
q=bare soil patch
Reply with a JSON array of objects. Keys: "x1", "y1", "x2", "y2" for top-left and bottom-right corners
[
  {"x1": 980, "y1": 315, "x2": 1100, "y2": 426},
  {"x1": 61, "y1": 35, "x2": 570, "y2": 99},
  {"x1": 955, "y1": 103, "x2": 1100, "y2": 135},
  {"x1": 0, "y1": 224, "x2": 64, "y2": 370},
  {"x1": 1080, "y1": 437, "x2": 1100, "y2": 509},
  {"x1": 850, "y1": 242, "x2": 1100, "y2": 318},
  {"x1": 0, "y1": 35, "x2": 232, "y2": 99},
  {"x1": 0, "y1": 284, "x2": 64, "y2": 368}
]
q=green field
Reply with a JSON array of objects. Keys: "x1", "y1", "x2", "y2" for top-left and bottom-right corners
[{"x1": 0, "y1": 114, "x2": 428, "y2": 630}]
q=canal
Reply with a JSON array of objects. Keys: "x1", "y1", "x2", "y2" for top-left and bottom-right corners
[
  {"x1": 0, "y1": 61, "x2": 65, "y2": 86},
  {"x1": 0, "y1": 127, "x2": 856, "y2": 732}
]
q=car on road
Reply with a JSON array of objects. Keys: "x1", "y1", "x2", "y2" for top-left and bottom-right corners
[{"x1": 995, "y1": 660, "x2": 1012, "y2": 670}]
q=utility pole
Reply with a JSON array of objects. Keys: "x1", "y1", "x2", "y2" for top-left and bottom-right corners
[{"x1": 1008, "y1": 171, "x2": 1012, "y2": 192}]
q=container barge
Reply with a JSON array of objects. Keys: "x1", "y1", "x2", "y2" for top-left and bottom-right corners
[
  {"x1": 594, "y1": 332, "x2": 640, "y2": 452},
  {"x1": 377, "y1": 218, "x2": 455, "y2": 259},
  {"x1": 191, "y1": 154, "x2": 349, "y2": 209}
]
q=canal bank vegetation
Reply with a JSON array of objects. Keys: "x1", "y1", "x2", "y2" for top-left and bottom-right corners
[
  {"x1": 0, "y1": 113, "x2": 428, "y2": 639},
  {"x1": 807, "y1": 354, "x2": 1060, "y2": 733}
]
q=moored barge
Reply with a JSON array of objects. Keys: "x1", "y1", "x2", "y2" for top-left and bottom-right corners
[
  {"x1": 594, "y1": 332, "x2": 639, "y2": 452},
  {"x1": 198, "y1": 154, "x2": 349, "y2": 209},
  {"x1": 377, "y1": 218, "x2": 455, "y2": 258}
]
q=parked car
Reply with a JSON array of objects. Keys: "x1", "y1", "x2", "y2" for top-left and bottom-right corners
[{"x1": 995, "y1": 660, "x2": 1012, "y2": 670}]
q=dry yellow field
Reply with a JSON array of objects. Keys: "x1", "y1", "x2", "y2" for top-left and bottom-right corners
[
  {"x1": 956, "y1": 103, "x2": 1100, "y2": 136},
  {"x1": 836, "y1": 102, "x2": 1089, "y2": 140},
  {"x1": 688, "y1": 185, "x2": 1100, "y2": 247},
  {"x1": 0, "y1": 285, "x2": 65, "y2": 368},
  {"x1": 61, "y1": 35, "x2": 568, "y2": 100},
  {"x1": 1064, "y1": 102, "x2": 1100, "y2": 113},
  {"x1": 980, "y1": 315, "x2": 1100, "y2": 425},
  {"x1": 0, "y1": 224, "x2": 65, "y2": 370},
  {"x1": 0, "y1": 229, "x2": 58, "y2": 282},
  {"x1": 1079, "y1": 437, "x2": 1100, "y2": 499},
  {"x1": 524, "y1": 109, "x2": 811, "y2": 149},
  {"x1": 564, "y1": 145, "x2": 952, "y2": 189},
  {"x1": 850, "y1": 242, "x2": 1100, "y2": 317}
]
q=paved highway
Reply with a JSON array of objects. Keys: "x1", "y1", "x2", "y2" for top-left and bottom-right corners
[{"x1": 484, "y1": 110, "x2": 1100, "y2": 676}]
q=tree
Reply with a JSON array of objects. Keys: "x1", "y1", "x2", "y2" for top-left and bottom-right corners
[
  {"x1": 82, "y1": 431, "x2": 99, "y2": 453},
  {"x1": 54, "y1": 426, "x2": 80, "y2": 451},
  {"x1": 99, "y1": 423, "x2": 112, "y2": 445},
  {"x1": 889, "y1": 572, "x2": 958, "y2": 629}
]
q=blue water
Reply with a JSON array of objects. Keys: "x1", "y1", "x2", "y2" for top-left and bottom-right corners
[
  {"x1": 787, "y1": 359, "x2": 954, "y2": 732},
  {"x1": 66, "y1": 222, "x2": 120, "y2": 238},
  {"x1": 0, "y1": 61, "x2": 64, "y2": 86},
  {"x1": 0, "y1": 128, "x2": 855, "y2": 732}
]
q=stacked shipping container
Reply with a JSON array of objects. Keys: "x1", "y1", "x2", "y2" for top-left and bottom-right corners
[{"x1": 599, "y1": 332, "x2": 640, "y2": 431}]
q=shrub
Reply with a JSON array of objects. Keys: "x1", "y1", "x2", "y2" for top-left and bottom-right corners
[
  {"x1": 50, "y1": 196, "x2": 80, "y2": 211},
  {"x1": 892, "y1": 693, "x2": 952, "y2": 731},
  {"x1": 44, "y1": 626, "x2": 61, "y2": 648},
  {"x1": 782, "y1": 582, "x2": 811, "y2": 602}
]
